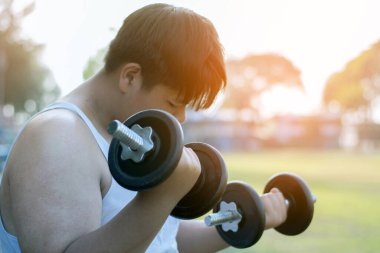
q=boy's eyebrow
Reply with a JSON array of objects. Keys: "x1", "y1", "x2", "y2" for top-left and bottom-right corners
[
  {"x1": 171, "y1": 94, "x2": 187, "y2": 104},
  {"x1": 169, "y1": 98, "x2": 187, "y2": 106}
]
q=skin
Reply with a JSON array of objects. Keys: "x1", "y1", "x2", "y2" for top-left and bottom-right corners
[{"x1": 0, "y1": 63, "x2": 288, "y2": 253}]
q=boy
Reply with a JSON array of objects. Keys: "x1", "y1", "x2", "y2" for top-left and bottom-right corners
[{"x1": 0, "y1": 3, "x2": 287, "y2": 252}]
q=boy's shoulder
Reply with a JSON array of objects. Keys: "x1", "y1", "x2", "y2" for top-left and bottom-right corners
[
  {"x1": 6, "y1": 108, "x2": 105, "y2": 177},
  {"x1": 21, "y1": 108, "x2": 94, "y2": 144}
]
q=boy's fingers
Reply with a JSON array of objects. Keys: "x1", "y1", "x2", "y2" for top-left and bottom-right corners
[
  {"x1": 270, "y1": 187, "x2": 279, "y2": 193},
  {"x1": 269, "y1": 188, "x2": 288, "y2": 209}
]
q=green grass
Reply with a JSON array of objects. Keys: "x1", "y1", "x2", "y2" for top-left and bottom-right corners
[{"x1": 217, "y1": 149, "x2": 380, "y2": 253}]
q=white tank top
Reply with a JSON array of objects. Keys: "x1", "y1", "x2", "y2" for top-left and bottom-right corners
[{"x1": 0, "y1": 102, "x2": 180, "y2": 253}]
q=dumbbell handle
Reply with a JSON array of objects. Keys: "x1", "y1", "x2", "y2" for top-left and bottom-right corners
[
  {"x1": 204, "y1": 201, "x2": 242, "y2": 232},
  {"x1": 205, "y1": 195, "x2": 317, "y2": 228},
  {"x1": 107, "y1": 120, "x2": 154, "y2": 162},
  {"x1": 205, "y1": 210, "x2": 242, "y2": 227},
  {"x1": 108, "y1": 120, "x2": 144, "y2": 150}
]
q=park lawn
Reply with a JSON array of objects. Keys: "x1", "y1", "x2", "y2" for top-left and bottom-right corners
[{"x1": 217, "y1": 149, "x2": 380, "y2": 253}]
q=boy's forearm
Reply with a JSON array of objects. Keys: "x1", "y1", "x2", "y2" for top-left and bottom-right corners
[
  {"x1": 64, "y1": 191, "x2": 178, "y2": 253},
  {"x1": 177, "y1": 220, "x2": 230, "y2": 253}
]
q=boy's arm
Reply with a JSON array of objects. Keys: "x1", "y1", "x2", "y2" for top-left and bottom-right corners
[
  {"x1": 9, "y1": 112, "x2": 200, "y2": 253},
  {"x1": 176, "y1": 189, "x2": 288, "y2": 253},
  {"x1": 177, "y1": 220, "x2": 229, "y2": 253}
]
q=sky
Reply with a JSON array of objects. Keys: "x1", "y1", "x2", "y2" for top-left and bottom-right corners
[{"x1": 15, "y1": 0, "x2": 380, "y2": 115}]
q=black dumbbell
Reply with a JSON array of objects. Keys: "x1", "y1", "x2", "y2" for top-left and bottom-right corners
[
  {"x1": 171, "y1": 142, "x2": 227, "y2": 219},
  {"x1": 108, "y1": 109, "x2": 184, "y2": 191},
  {"x1": 204, "y1": 173, "x2": 316, "y2": 248},
  {"x1": 107, "y1": 109, "x2": 227, "y2": 219},
  {"x1": 263, "y1": 173, "x2": 315, "y2": 235},
  {"x1": 205, "y1": 181, "x2": 265, "y2": 248}
]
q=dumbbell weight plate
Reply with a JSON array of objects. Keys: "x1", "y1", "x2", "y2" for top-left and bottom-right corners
[
  {"x1": 171, "y1": 143, "x2": 227, "y2": 219},
  {"x1": 215, "y1": 181, "x2": 265, "y2": 248},
  {"x1": 108, "y1": 109, "x2": 183, "y2": 191},
  {"x1": 263, "y1": 173, "x2": 314, "y2": 235}
]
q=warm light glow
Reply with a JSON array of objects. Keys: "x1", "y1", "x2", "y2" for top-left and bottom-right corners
[
  {"x1": 259, "y1": 86, "x2": 313, "y2": 118},
  {"x1": 17, "y1": 0, "x2": 380, "y2": 108}
]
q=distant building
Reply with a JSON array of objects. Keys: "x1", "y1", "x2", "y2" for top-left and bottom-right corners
[
  {"x1": 183, "y1": 109, "x2": 342, "y2": 151},
  {"x1": 341, "y1": 122, "x2": 380, "y2": 151}
]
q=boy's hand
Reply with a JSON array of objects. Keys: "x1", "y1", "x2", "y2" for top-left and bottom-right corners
[
  {"x1": 146, "y1": 147, "x2": 201, "y2": 203},
  {"x1": 261, "y1": 188, "x2": 288, "y2": 230},
  {"x1": 171, "y1": 147, "x2": 202, "y2": 198}
]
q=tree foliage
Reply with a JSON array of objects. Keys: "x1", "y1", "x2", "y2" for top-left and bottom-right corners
[
  {"x1": 223, "y1": 53, "x2": 303, "y2": 111},
  {"x1": 0, "y1": 0, "x2": 60, "y2": 114},
  {"x1": 323, "y1": 40, "x2": 380, "y2": 115},
  {"x1": 82, "y1": 47, "x2": 107, "y2": 80}
]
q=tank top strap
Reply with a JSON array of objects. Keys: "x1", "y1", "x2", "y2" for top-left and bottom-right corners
[
  {"x1": 43, "y1": 102, "x2": 109, "y2": 159},
  {"x1": 0, "y1": 215, "x2": 21, "y2": 253}
]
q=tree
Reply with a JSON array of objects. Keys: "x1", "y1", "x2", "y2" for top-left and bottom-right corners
[
  {"x1": 82, "y1": 47, "x2": 107, "y2": 80},
  {"x1": 0, "y1": 0, "x2": 60, "y2": 115},
  {"x1": 223, "y1": 53, "x2": 303, "y2": 115},
  {"x1": 323, "y1": 40, "x2": 380, "y2": 121}
]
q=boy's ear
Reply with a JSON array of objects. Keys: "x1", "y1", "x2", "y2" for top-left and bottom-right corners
[{"x1": 118, "y1": 63, "x2": 142, "y2": 93}]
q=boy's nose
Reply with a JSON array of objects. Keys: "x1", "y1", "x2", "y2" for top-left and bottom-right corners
[{"x1": 175, "y1": 109, "x2": 186, "y2": 124}]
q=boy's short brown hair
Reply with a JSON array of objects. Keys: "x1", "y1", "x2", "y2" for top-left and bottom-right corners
[{"x1": 105, "y1": 3, "x2": 226, "y2": 110}]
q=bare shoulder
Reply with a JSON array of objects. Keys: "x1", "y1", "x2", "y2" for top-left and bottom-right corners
[
  {"x1": 7, "y1": 109, "x2": 106, "y2": 179},
  {"x1": 0, "y1": 109, "x2": 109, "y2": 251}
]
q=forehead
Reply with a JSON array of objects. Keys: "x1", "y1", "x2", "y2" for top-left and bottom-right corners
[{"x1": 152, "y1": 84, "x2": 184, "y2": 100}]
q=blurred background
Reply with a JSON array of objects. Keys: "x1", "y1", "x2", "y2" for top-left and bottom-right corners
[{"x1": 0, "y1": 0, "x2": 379, "y2": 252}]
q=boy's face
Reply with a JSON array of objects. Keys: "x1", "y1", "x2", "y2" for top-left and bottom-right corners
[{"x1": 128, "y1": 84, "x2": 187, "y2": 124}]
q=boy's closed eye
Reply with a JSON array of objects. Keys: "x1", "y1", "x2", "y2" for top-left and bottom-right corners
[{"x1": 168, "y1": 100, "x2": 185, "y2": 109}]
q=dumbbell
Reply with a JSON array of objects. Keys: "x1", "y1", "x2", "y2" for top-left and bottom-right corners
[
  {"x1": 107, "y1": 109, "x2": 227, "y2": 219},
  {"x1": 204, "y1": 173, "x2": 316, "y2": 248}
]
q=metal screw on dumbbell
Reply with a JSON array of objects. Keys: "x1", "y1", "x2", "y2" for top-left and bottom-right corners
[
  {"x1": 108, "y1": 120, "x2": 154, "y2": 162},
  {"x1": 204, "y1": 201, "x2": 242, "y2": 232}
]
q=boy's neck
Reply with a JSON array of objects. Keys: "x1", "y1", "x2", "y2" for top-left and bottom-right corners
[{"x1": 63, "y1": 68, "x2": 126, "y2": 136}]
